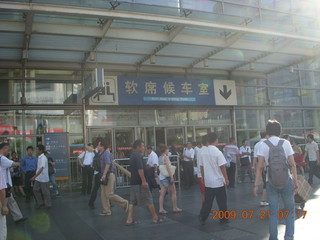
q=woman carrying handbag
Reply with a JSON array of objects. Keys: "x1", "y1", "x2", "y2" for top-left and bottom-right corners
[{"x1": 158, "y1": 145, "x2": 182, "y2": 214}]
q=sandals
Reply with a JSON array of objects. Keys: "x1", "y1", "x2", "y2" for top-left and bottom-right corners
[
  {"x1": 173, "y1": 208, "x2": 182, "y2": 214},
  {"x1": 159, "y1": 210, "x2": 168, "y2": 215},
  {"x1": 99, "y1": 212, "x2": 111, "y2": 216},
  {"x1": 152, "y1": 217, "x2": 165, "y2": 224},
  {"x1": 126, "y1": 220, "x2": 140, "y2": 226}
]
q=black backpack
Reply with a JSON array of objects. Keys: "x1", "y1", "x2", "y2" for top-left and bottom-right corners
[{"x1": 92, "y1": 151, "x2": 101, "y2": 173}]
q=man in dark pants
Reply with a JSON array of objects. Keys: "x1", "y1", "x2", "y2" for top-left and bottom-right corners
[
  {"x1": 223, "y1": 138, "x2": 240, "y2": 188},
  {"x1": 304, "y1": 134, "x2": 320, "y2": 185},
  {"x1": 21, "y1": 146, "x2": 37, "y2": 202},
  {"x1": 182, "y1": 142, "x2": 195, "y2": 188},
  {"x1": 78, "y1": 143, "x2": 95, "y2": 195},
  {"x1": 199, "y1": 133, "x2": 229, "y2": 225}
]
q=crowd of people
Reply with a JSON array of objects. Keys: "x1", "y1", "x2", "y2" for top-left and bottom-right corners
[
  {"x1": 1, "y1": 119, "x2": 319, "y2": 240},
  {"x1": 0, "y1": 143, "x2": 60, "y2": 240}
]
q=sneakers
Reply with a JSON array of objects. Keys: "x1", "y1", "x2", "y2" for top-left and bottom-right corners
[{"x1": 260, "y1": 201, "x2": 269, "y2": 207}]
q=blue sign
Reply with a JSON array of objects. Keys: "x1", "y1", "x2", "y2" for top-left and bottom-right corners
[{"x1": 118, "y1": 77, "x2": 216, "y2": 106}]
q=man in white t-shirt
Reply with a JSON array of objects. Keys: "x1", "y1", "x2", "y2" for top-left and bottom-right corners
[
  {"x1": 31, "y1": 144, "x2": 52, "y2": 209},
  {"x1": 239, "y1": 140, "x2": 253, "y2": 183},
  {"x1": 254, "y1": 120, "x2": 298, "y2": 240},
  {"x1": 146, "y1": 146, "x2": 159, "y2": 191},
  {"x1": 304, "y1": 134, "x2": 320, "y2": 185},
  {"x1": 253, "y1": 132, "x2": 269, "y2": 207},
  {"x1": 78, "y1": 143, "x2": 95, "y2": 195},
  {"x1": 0, "y1": 143, "x2": 27, "y2": 224},
  {"x1": 196, "y1": 137, "x2": 208, "y2": 201},
  {"x1": 0, "y1": 143, "x2": 10, "y2": 240},
  {"x1": 182, "y1": 142, "x2": 195, "y2": 188},
  {"x1": 199, "y1": 133, "x2": 229, "y2": 225}
]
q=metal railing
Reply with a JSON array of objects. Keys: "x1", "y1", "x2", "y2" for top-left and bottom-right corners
[{"x1": 114, "y1": 155, "x2": 181, "y2": 189}]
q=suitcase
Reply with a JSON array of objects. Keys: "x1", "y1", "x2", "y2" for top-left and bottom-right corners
[{"x1": 294, "y1": 175, "x2": 312, "y2": 209}]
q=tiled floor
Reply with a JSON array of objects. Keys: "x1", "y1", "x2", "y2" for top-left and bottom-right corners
[{"x1": 7, "y1": 175, "x2": 320, "y2": 240}]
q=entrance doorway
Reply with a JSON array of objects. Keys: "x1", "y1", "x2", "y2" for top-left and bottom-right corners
[{"x1": 88, "y1": 128, "x2": 134, "y2": 158}]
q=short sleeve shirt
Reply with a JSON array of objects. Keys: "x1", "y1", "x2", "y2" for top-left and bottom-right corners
[
  {"x1": 253, "y1": 139, "x2": 266, "y2": 158},
  {"x1": 129, "y1": 151, "x2": 146, "y2": 185},
  {"x1": 36, "y1": 153, "x2": 49, "y2": 182},
  {"x1": 183, "y1": 148, "x2": 195, "y2": 162},
  {"x1": 223, "y1": 144, "x2": 240, "y2": 163},
  {"x1": 147, "y1": 151, "x2": 159, "y2": 166},
  {"x1": 257, "y1": 136, "x2": 294, "y2": 181},
  {"x1": 100, "y1": 150, "x2": 115, "y2": 173},
  {"x1": 0, "y1": 168, "x2": 6, "y2": 190},
  {"x1": 305, "y1": 141, "x2": 319, "y2": 161},
  {"x1": 199, "y1": 145, "x2": 226, "y2": 188},
  {"x1": 0, "y1": 155, "x2": 13, "y2": 187},
  {"x1": 240, "y1": 145, "x2": 252, "y2": 162},
  {"x1": 79, "y1": 151, "x2": 95, "y2": 165}
]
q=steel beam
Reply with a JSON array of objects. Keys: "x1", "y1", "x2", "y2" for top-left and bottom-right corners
[
  {"x1": 0, "y1": 2, "x2": 320, "y2": 43},
  {"x1": 0, "y1": 21, "x2": 313, "y2": 57}
]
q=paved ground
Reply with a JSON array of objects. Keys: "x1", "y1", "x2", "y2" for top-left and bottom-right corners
[{"x1": 7, "y1": 175, "x2": 320, "y2": 240}]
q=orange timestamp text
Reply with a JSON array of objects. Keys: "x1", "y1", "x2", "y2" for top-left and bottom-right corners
[{"x1": 211, "y1": 210, "x2": 307, "y2": 220}]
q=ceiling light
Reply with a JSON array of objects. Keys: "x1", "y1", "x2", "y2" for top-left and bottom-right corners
[
  {"x1": 89, "y1": 51, "x2": 96, "y2": 61},
  {"x1": 204, "y1": 58, "x2": 209, "y2": 68},
  {"x1": 150, "y1": 54, "x2": 156, "y2": 64},
  {"x1": 250, "y1": 62, "x2": 255, "y2": 70}
]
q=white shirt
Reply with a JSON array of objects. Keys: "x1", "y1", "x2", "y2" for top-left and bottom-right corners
[
  {"x1": 79, "y1": 151, "x2": 95, "y2": 165},
  {"x1": 0, "y1": 155, "x2": 13, "y2": 187},
  {"x1": 240, "y1": 145, "x2": 252, "y2": 163},
  {"x1": 196, "y1": 146, "x2": 207, "y2": 178},
  {"x1": 147, "y1": 151, "x2": 159, "y2": 166},
  {"x1": 257, "y1": 136, "x2": 294, "y2": 181},
  {"x1": 36, "y1": 153, "x2": 49, "y2": 182},
  {"x1": 194, "y1": 146, "x2": 200, "y2": 159},
  {"x1": 253, "y1": 139, "x2": 266, "y2": 158},
  {"x1": 305, "y1": 141, "x2": 319, "y2": 161},
  {"x1": 223, "y1": 144, "x2": 240, "y2": 163},
  {"x1": 0, "y1": 168, "x2": 6, "y2": 190},
  {"x1": 183, "y1": 148, "x2": 195, "y2": 162},
  {"x1": 199, "y1": 145, "x2": 226, "y2": 188}
]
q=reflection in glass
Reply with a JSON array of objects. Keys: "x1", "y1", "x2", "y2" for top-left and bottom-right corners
[
  {"x1": 270, "y1": 109, "x2": 303, "y2": 128},
  {"x1": 189, "y1": 109, "x2": 231, "y2": 125}
]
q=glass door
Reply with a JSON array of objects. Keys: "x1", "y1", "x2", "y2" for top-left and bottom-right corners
[
  {"x1": 114, "y1": 128, "x2": 134, "y2": 159},
  {"x1": 89, "y1": 128, "x2": 113, "y2": 152},
  {"x1": 165, "y1": 127, "x2": 184, "y2": 152},
  {"x1": 195, "y1": 127, "x2": 211, "y2": 143}
]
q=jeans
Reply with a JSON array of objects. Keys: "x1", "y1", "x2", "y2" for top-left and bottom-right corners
[
  {"x1": 89, "y1": 174, "x2": 101, "y2": 206},
  {"x1": 199, "y1": 186, "x2": 227, "y2": 222},
  {"x1": 182, "y1": 161, "x2": 194, "y2": 187},
  {"x1": 227, "y1": 162, "x2": 236, "y2": 187},
  {"x1": 308, "y1": 161, "x2": 317, "y2": 184},
  {"x1": 267, "y1": 179, "x2": 295, "y2": 240},
  {"x1": 49, "y1": 174, "x2": 59, "y2": 194},
  {"x1": 81, "y1": 166, "x2": 94, "y2": 194}
]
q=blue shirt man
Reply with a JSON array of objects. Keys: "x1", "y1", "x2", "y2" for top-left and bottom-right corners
[
  {"x1": 21, "y1": 146, "x2": 37, "y2": 202},
  {"x1": 21, "y1": 155, "x2": 37, "y2": 172}
]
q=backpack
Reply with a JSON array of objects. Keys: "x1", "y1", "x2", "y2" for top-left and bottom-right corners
[
  {"x1": 223, "y1": 150, "x2": 233, "y2": 168},
  {"x1": 92, "y1": 151, "x2": 101, "y2": 172},
  {"x1": 264, "y1": 139, "x2": 289, "y2": 189}
]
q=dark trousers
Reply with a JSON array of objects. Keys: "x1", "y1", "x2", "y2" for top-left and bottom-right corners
[
  {"x1": 240, "y1": 164, "x2": 253, "y2": 182},
  {"x1": 227, "y1": 162, "x2": 236, "y2": 188},
  {"x1": 199, "y1": 186, "x2": 228, "y2": 222},
  {"x1": 82, "y1": 166, "x2": 94, "y2": 194},
  {"x1": 24, "y1": 171, "x2": 36, "y2": 201},
  {"x1": 183, "y1": 161, "x2": 194, "y2": 187},
  {"x1": 308, "y1": 161, "x2": 317, "y2": 184},
  {"x1": 88, "y1": 174, "x2": 101, "y2": 206}
]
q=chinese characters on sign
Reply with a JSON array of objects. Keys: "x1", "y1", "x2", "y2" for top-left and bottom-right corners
[{"x1": 118, "y1": 77, "x2": 218, "y2": 106}]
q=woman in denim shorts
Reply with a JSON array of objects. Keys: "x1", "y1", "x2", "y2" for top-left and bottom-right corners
[{"x1": 158, "y1": 145, "x2": 182, "y2": 214}]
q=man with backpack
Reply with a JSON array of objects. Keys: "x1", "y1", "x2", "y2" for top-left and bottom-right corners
[{"x1": 253, "y1": 120, "x2": 298, "y2": 240}]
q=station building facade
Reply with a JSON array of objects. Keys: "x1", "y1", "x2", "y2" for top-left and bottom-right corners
[{"x1": 0, "y1": 0, "x2": 320, "y2": 184}]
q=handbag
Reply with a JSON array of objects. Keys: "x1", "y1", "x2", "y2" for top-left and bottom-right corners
[
  {"x1": 159, "y1": 165, "x2": 176, "y2": 177},
  {"x1": 100, "y1": 172, "x2": 110, "y2": 185}
]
